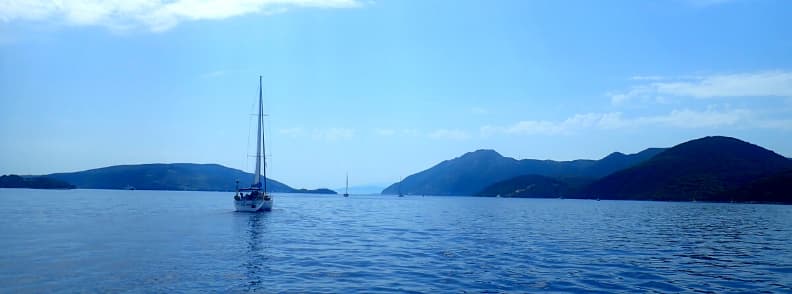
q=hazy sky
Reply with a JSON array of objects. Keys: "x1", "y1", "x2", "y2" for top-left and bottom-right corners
[{"x1": 1, "y1": 0, "x2": 791, "y2": 189}]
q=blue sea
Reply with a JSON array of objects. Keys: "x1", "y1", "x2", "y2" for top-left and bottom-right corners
[{"x1": 1, "y1": 189, "x2": 791, "y2": 293}]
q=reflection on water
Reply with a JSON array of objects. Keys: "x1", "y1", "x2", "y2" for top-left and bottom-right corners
[
  {"x1": 1, "y1": 189, "x2": 791, "y2": 292},
  {"x1": 242, "y1": 212, "x2": 268, "y2": 291}
]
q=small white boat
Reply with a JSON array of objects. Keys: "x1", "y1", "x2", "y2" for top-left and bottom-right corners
[
  {"x1": 343, "y1": 173, "x2": 349, "y2": 197},
  {"x1": 234, "y1": 76, "x2": 273, "y2": 212}
]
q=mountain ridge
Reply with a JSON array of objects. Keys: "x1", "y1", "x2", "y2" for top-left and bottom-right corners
[
  {"x1": 0, "y1": 175, "x2": 76, "y2": 189},
  {"x1": 45, "y1": 163, "x2": 336, "y2": 194},
  {"x1": 585, "y1": 136, "x2": 792, "y2": 201},
  {"x1": 384, "y1": 136, "x2": 792, "y2": 203},
  {"x1": 382, "y1": 147, "x2": 664, "y2": 195}
]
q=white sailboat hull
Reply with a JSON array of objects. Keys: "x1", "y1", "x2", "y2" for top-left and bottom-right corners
[
  {"x1": 233, "y1": 76, "x2": 274, "y2": 212},
  {"x1": 234, "y1": 198, "x2": 273, "y2": 212}
]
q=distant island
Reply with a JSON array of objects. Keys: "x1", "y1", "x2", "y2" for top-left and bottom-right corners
[
  {"x1": 11, "y1": 163, "x2": 337, "y2": 194},
  {"x1": 382, "y1": 148, "x2": 665, "y2": 196},
  {"x1": 383, "y1": 136, "x2": 792, "y2": 204},
  {"x1": 0, "y1": 175, "x2": 75, "y2": 189},
  {"x1": 5, "y1": 136, "x2": 790, "y2": 203},
  {"x1": 292, "y1": 188, "x2": 337, "y2": 194},
  {"x1": 584, "y1": 136, "x2": 792, "y2": 202},
  {"x1": 381, "y1": 147, "x2": 664, "y2": 196}
]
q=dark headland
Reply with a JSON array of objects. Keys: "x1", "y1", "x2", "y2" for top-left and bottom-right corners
[
  {"x1": 2, "y1": 163, "x2": 336, "y2": 194},
  {"x1": 382, "y1": 136, "x2": 792, "y2": 204},
  {"x1": 0, "y1": 175, "x2": 75, "y2": 189}
]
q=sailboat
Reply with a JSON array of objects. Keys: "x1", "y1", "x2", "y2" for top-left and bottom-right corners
[
  {"x1": 233, "y1": 76, "x2": 274, "y2": 212},
  {"x1": 398, "y1": 177, "x2": 404, "y2": 197},
  {"x1": 343, "y1": 173, "x2": 349, "y2": 197}
]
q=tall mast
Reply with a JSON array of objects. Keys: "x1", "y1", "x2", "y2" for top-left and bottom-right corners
[
  {"x1": 261, "y1": 76, "x2": 268, "y2": 193},
  {"x1": 345, "y1": 173, "x2": 349, "y2": 194},
  {"x1": 253, "y1": 76, "x2": 263, "y2": 187}
]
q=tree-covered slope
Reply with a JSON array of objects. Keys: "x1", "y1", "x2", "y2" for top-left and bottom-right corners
[
  {"x1": 586, "y1": 136, "x2": 792, "y2": 201},
  {"x1": 476, "y1": 175, "x2": 592, "y2": 198},
  {"x1": 716, "y1": 170, "x2": 792, "y2": 203},
  {"x1": 382, "y1": 148, "x2": 662, "y2": 196},
  {"x1": 44, "y1": 163, "x2": 336, "y2": 193},
  {"x1": 0, "y1": 175, "x2": 75, "y2": 189}
]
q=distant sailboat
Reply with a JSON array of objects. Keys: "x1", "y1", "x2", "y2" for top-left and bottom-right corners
[
  {"x1": 233, "y1": 76, "x2": 274, "y2": 212},
  {"x1": 398, "y1": 177, "x2": 404, "y2": 197},
  {"x1": 343, "y1": 173, "x2": 349, "y2": 197}
]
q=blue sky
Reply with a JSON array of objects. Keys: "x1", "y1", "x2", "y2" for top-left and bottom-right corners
[{"x1": 1, "y1": 0, "x2": 791, "y2": 189}]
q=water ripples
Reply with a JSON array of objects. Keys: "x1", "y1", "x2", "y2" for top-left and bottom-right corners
[{"x1": 1, "y1": 189, "x2": 791, "y2": 292}]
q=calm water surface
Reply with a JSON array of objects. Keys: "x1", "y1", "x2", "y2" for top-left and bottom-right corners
[{"x1": 1, "y1": 189, "x2": 791, "y2": 293}]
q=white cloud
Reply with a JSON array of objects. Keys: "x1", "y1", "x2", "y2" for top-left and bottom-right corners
[
  {"x1": 629, "y1": 75, "x2": 666, "y2": 81},
  {"x1": 278, "y1": 127, "x2": 304, "y2": 137},
  {"x1": 611, "y1": 71, "x2": 792, "y2": 105},
  {"x1": 481, "y1": 113, "x2": 622, "y2": 135},
  {"x1": 374, "y1": 128, "x2": 396, "y2": 136},
  {"x1": 400, "y1": 129, "x2": 420, "y2": 136},
  {"x1": 200, "y1": 69, "x2": 227, "y2": 79},
  {"x1": 427, "y1": 129, "x2": 471, "y2": 140},
  {"x1": 279, "y1": 127, "x2": 356, "y2": 140},
  {"x1": 0, "y1": 0, "x2": 361, "y2": 32},
  {"x1": 312, "y1": 127, "x2": 354, "y2": 141},
  {"x1": 481, "y1": 108, "x2": 763, "y2": 135},
  {"x1": 657, "y1": 72, "x2": 792, "y2": 98},
  {"x1": 373, "y1": 128, "x2": 421, "y2": 137},
  {"x1": 686, "y1": 0, "x2": 737, "y2": 7},
  {"x1": 638, "y1": 109, "x2": 750, "y2": 128},
  {"x1": 375, "y1": 128, "x2": 472, "y2": 139},
  {"x1": 470, "y1": 107, "x2": 489, "y2": 115},
  {"x1": 754, "y1": 119, "x2": 792, "y2": 130}
]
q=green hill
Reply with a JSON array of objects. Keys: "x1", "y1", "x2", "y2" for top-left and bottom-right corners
[
  {"x1": 46, "y1": 163, "x2": 336, "y2": 194},
  {"x1": 476, "y1": 175, "x2": 592, "y2": 198},
  {"x1": 585, "y1": 136, "x2": 792, "y2": 202},
  {"x1": 0, "y1": 175, "x2": 75, "y2": 189},
  {"x1": 717, "y1": 170, "x2": 792, "y2": 203},
  {"x1": 382, "y1": 148, "x2": 663, "y2": 195}
]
